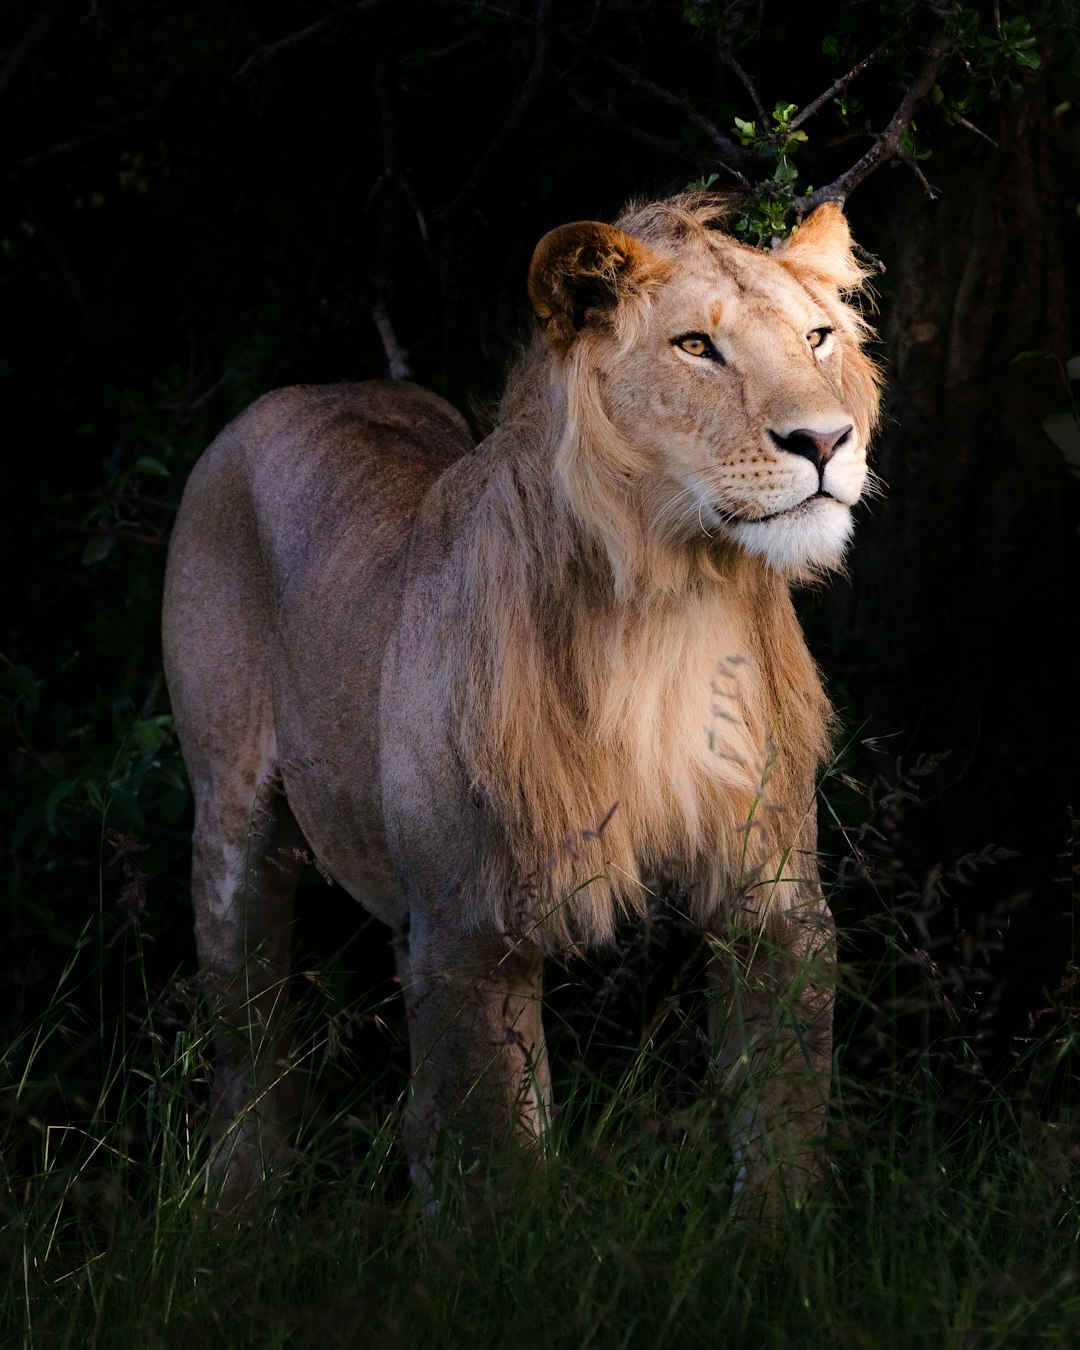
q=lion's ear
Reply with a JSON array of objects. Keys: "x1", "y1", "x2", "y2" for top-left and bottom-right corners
[
  {"x1": 528, "y1": 221, "x2": 668, "y2": 349},
  {"x1": 773, "y1": 202, "x2": 868, "y2": 293}
]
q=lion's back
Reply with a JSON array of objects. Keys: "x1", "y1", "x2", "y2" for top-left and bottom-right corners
[
  {"x1": 180, "y1": 381, "x2": 473, "y2": 605},
  {"x1": 235, "y1": 380, "x2": 473, "y2": 543}
]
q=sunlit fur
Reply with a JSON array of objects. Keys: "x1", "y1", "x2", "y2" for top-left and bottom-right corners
[
  {"x1": 450, "y1": 194, "x2": 881, "y2": 946},
  {"x1": 164, "y1": 193, "x2": 878, "y2": 1210}
]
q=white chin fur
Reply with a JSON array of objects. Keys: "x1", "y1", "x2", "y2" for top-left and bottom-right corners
[{"x1": 725, "y1": 498, "x2": 853, "y2": 571}]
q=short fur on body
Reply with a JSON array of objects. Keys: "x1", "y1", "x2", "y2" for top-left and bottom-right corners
[{"x1": 162, "y1": 194, "x2": 881, "y2": 1216}]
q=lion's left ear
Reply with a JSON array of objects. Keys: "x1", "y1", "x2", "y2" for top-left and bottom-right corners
[
  {"x1": 528, "y1": 220, "x2": 669, "y2": 351},
  {"x1": 773, "y1": 202, "x2": 868, "y2": 292}
]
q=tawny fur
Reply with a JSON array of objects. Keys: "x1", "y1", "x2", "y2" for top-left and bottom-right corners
[{"x1": 162, "y1": 193, "x2": 880, "y2": 1213}]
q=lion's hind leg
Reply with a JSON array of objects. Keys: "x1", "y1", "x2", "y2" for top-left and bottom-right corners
[{"x1": 189, "y1": 739, "x2": 308, "y2": 1214}]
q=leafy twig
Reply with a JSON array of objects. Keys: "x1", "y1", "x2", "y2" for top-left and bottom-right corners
[
  {"x1": 796, "y1": 27, "x2": 950, "y2": 216},
  {"x1": 789, "y1": 44, "x2": 884, "y2": 130}
]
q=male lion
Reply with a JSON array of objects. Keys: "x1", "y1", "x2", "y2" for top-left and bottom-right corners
[{"x1": 162, "y1": 194, "x2": 880, "y2": 1218}]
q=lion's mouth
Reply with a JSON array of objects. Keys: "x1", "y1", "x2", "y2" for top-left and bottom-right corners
[{"x1": 733, "y1": 490, "x2": 835, "y2": 525}]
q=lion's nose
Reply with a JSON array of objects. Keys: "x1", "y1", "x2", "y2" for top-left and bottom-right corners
[{"x1": 768, "y1": 425, "x2": 853, "y2": 467}]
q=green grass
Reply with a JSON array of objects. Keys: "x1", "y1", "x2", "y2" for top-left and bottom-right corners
[
  {"x1": 4, "y1": 1097, "x2": 1078, "y2": 1348},
  {"x1": 3, "y1": 916, "x2": 1078, "y2": 1350}
]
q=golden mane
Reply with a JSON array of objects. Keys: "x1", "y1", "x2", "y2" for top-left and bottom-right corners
[{"x1": 446, "y1": 196, "x2": 879, "y2": 946}]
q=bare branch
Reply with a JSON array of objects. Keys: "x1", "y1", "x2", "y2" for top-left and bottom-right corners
[
  {"x1": 718, "y1": 39, "x2": 768, "y2": 126},
  {"x1": 452, "y1": 0, "x2": 752, "y2": 182},
  {"x1": 796, "y1": 27, "x2": 951, "y2": 217},
  {"x1": 235, "y1": 19, "x2": 331, "y2": 80},
  {"x1": 901, "y1": 154, "x2": 939, "y2": 201},
  {"x1": 852, "y1": 241, "x2": 887, "y2": 275},
  {"x1": 571, "y1": 91, "x2": 712, "y2": 168},
  {"x1": 0, "y1": 0, "x2": 62, "y2": 100},
  {"x1": 16, "y1": 68, "x2": 185, "y2": 170},
  {"x1": 443, "y1": 0, "x2": 552, "y2": 220},
  {"x1": 789, "y1": 44, "x2": 884, "y2": 131},
  {"x1": 234, "y1": 1, "x2": 447, "y2": 80},
  {"x1": 371, "y1": 303, "x2": 413, "y2": 381},
  {"x1": 951, "y1": 113, "x2": 998, "y2": 148},
  {"x1": 598, "y1": 53, "x2": 750, "y2": 184}
]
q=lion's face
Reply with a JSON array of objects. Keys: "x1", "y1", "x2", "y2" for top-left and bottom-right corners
[
  {"x1": 528, "y1": 200, "x2": 881, "y2": 584},
  {"x1": 607, "y1": 241, "x2": 870, "y2": 571}
]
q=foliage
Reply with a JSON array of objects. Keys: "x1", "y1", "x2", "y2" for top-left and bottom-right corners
[
  {"x1": 2, "y1": 824, "x2": 1078, "y2": 1346},
  {"x1": 710, "y1": 1, "x2": 1074, "y2": 245}
]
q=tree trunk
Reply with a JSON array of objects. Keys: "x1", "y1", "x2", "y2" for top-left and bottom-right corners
[{"x1": 832, "y1": 84, "x2": 1079, "y2": 1020}]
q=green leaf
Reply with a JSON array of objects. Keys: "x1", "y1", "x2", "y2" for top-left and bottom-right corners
[
  {"x1": 1013, "y1": 49, "x2": 1040, "y2": 69},
  {"x1": 81, "y1": 535, "x2": 114, "y2": 565},
  {"x1": 732, "y1": 116, "x2": 758, "y2": 147},
  {"x1": 773, "y1": 155, "x2": 798, "y2": 184},
  {"x1": 134, "y1": 456, "x2": 170, "y2": 477},
  {"x1": 771, "y1": 102, "x2": 797, "y2": 129},
  {"x1": 1043, "y1": 412, "x2": 1080, "y2": 468},
  {"x1": 1001, "y1": 17, "x2": 1034, "y2": 43},
  {"x1": 129, "y1": 716, "x2": 171, "y2": 755},
  {"x1": 105, "y1": 784, "x2": 146, "y2": 830},
  {"x1": 43, "y1": 778, "x2": 79, "y2": 833},
  {"x1": 4, "y1": 664, "x2": 40, "y2": 712},
  {"x1": 821, "y1": 35, "x2": 839, "y2": 59}
]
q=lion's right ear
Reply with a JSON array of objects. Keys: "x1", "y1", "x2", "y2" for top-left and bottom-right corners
[
  {"x1": 528, "y1": 221, "x2": 668, "y2": 350},
  {"x1": 773, "y1": 202, "x2": 870, "y2": 294}
]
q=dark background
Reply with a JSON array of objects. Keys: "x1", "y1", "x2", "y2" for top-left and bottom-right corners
[{"x1": 2, "y1": 1, "x2": 1078, "y2": 1140}]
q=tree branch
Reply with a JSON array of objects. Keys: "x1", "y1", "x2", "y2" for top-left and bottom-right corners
[
  {"x1": 234, "y1": 2, "x2": 401, "y2": 80},
  {"x1": 796, "y1": 27, "x2": 950, "y2": 217},
  {"x1": 235, "y1": 19, "x2": 331, "y2": 80},
  {"x1": 598, "y1": 52, "x2": 750, "y2": 183},
  {"x1": 16, "y1": 68, "x2": 185, "y2": 170},
  {"x1": 789, "y1": 44, "x2": 884, "y2": 130},
  {"x1": 371, "y1": 302, "x2": 413, "y2": 380},
  {"x1": 443, "y1": 0, "x2": 552, "y2": 220},
  {"x1": 571, "y1": 91, "x2": 711, "y2": 168},
  {"x1": 0, "y1": 0, "x2": 62, "y2": 100},
  {"x1": 718, "y1": 40, "x2": 768, "y2": 126},
  {"x1": 951, "y1": 113, "x2": 998, "y2": 148}
]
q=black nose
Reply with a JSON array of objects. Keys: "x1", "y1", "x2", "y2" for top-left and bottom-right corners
[{"x1": 768, "y1": 425, "x2": 852, "y2": 467}]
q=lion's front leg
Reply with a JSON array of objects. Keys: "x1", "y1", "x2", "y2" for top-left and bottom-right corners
[
  {"x1": 710, "y1": 886, "x2": 835, "y2": 1225},
  {"x1": 396, "y1": 911, "x2": 551, "y2": 1205}
]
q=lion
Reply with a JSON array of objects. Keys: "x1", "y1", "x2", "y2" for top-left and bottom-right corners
[{"x1": 162, "y1": 193, "x2": 880, "y2": 1219}]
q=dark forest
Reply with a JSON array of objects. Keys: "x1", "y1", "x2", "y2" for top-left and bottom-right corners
[{"x1": 2, "y1": 2, "x2": 1079, "y2": 1341}]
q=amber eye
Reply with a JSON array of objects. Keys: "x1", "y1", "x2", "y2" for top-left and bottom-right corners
[
  {"x1": 673, "y1": 333, "x2": 721, "y2": 361},
  {"x1": 808, "y1": 327, "x2": 833, "y2": 350}
]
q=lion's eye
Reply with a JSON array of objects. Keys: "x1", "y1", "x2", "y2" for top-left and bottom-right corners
[
  {"x1": 808, "y1": 327, "x2": 833, "y2": 350},
  {"x1": 673, "y1": 333, "x2": 722, "y2": 362}
]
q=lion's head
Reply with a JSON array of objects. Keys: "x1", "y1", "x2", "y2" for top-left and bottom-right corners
[{"x1": 526, "y1": 195, "x2": 881, "y2": 591}]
